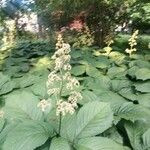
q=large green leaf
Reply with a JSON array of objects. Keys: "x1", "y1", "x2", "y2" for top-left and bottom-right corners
[
  {"x1": 75, "y1": 137, "x2": 129, "y2": 150},
  {"x1": 50, "y1": 137, "x2": 71, "y2": 150},
  {"x1": 75, "y1": 101, "x2": 113, "y2": 139},
  {"x1": 134, "y1": 81, "x2": 150, "y2": 93},
  {"x1": 4, "y1": 66, "x2": 22, "y2": 77},
  {"x1": 71, "y1": 65, "x2": 86, "y2": 76},
  {"x1": 85, "y1": 76, "x2": 110, "y2": 90},
  {"x1": 79, "y1": 90, "x2": 100, "y2": 105},
  {"x1": 137, "y1": 93, "x2": 150, "y2": 108},
  {"x1": 94, "y1": 90, "x2": 126, "y2": 104},
  {"x1": 135, "y1": 68, "x2": 150, "y2": 81},
  {"x1": 112, "y1": 102, "x2": 150, "y2": 121},
  {"x1": 111, "y1": 79, "x2": 131, "y2": 92},
  {"x1": 102, "y1": 126, "x2": 123, "y2": 145},
  {"x1": 31, "y1": 78, "x2": 47, "y2": 97},
  {"x1": 109, "y1": 51, "x2": 126, "y2": 65},
  {"x1": 125, "y1": 121, "x2": 148, "y2": 150},
  {"x1": 107, "y1": 66, "x2": 127, "y2": 79},
  {"x1": 0, "y1": 73, "x2": 10, "y2": 88},
  {"x1": 127, "y1": 66, "x2": 139, "y2": 78},
  {"x1": 19, "y1": 74, "x2": 40, "y2": 88},
  {"x1": 119, "y1": 87, "x2": 137, "y2": 101},
  {"x1": 3, "y1": 121, "x2": 54, "y2": 150},
  {"x1": 60, "y1": 113, "x2": 77, "y2": 142},
  {"x1": 85, "y1": 65, "x2": 101, "y2": 78},
  {"x1": 0, "y1": 118, "x2": 5, "y2": 132},
  {"x1": 0, "y1": 123, "x2": 18, "y2": 145},
  {"x1": 4, "y1": 91, "x2": 43, "y2": 121},
  {"x1": 71, "y1": 50, "x2": 82, "y2": 59},
  {"x1": 129, "y1": 60, "x2": 150, "y2": 69},
  {"x1": 92, "y1": 56, "x2": 111, "y2": 69},
  {"x1": 142, "y1": 128, "x2": 150, "y2": 149},
  {"x1": 0, "y1": 81, "x2": 15, "y2": 95}
]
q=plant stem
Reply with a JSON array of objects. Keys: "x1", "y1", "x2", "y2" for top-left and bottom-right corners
[
  {"x1": 58, "y1": 114, "x2": 62, "y2": 136},
  {"x1": 57, "y1": 69, "x2": 63, "y2": 136}
]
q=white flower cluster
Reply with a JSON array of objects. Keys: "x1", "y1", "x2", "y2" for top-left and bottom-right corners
[
  {"x1": 56, "y1": 100, "x2": 75, "y2": 116},
  {"x1": 37, "y1": 99, "x2": 51, "y2": 112},
  {"x1": 47, "y1": 34, "x2": 82, "y2": 116},
  {"x1": 125, "y1": 30, "x2": 139, "y2": 56}
]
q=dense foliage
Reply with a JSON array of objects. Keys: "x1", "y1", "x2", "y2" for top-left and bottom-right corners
[
  {"x1": 35, "y1": 0, "x2": 143, "y2": 45},
  {"x1": 0, "y1": 32, "x2": 150, "y2": 150},
  {"x1": 129, "y1": 0, "x2": 150, "y2": 32},
  {"x1": 0, "y1": 0, "x2": 150, "y2": 149}
]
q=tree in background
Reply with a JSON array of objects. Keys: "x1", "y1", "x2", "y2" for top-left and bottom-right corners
[
  {"x1": 129, "y1": 0, "x2": 150, "y2": 33},
  {"x1": 35, "y1": 0, "x2": 137, "y2": 47}
]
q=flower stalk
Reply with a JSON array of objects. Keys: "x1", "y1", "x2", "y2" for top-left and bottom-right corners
[
  {"x1": 125, "y1": 30, "x2": 139, "y2": 57},
  {"x1": 38, "y1": 33, "x2": 82, "y2": 136}
]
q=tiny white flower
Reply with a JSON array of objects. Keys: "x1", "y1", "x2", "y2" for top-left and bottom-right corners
[
  {"x1": 56, "y1": 100, "x2": 75, "y2": 116},
  {"x1": 47, "y1": 88, "x2": 60, "y2": 95},
  {"x1": 37, "y1": 99, "x2": 51, "y2": 112}
]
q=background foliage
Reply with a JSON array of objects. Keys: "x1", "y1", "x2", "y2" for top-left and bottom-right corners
[{"x1": 0, "y1": 0, "x2": 150, "y2": 150}]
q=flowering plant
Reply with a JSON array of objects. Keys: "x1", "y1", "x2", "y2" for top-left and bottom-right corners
[
  {"x1": 125, "y1": 30, "x2": 139, "y2": 57},
  {"x1": 38, "y1": 34, "x2": 82, "y2": 135},
  {"x1": 73, "y1": 25, "x2": 94, "y2": 48},
  {"x1": 0, "y1": 35, "x2": 131, "y2": 150}
]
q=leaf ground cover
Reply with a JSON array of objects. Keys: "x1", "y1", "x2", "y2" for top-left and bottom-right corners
[{"x1": 0, "y1": 35, "x2": 150, "y2": 150}]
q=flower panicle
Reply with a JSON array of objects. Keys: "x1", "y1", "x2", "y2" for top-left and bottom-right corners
[
  {"x1": 125, "y1": 30, "x2": 139, "y2": 56},
  {"x1": 37, "y1": 99, "x2": 51, "y2": 112},
  {"x1": 38, "y1": 33, "x2": 82, "y2": 116}
]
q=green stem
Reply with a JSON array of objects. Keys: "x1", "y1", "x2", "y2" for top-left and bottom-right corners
[
  {"x1": 57, "y1": 69, "x2": 64, "y2": 136},
  {"x1": 58, "y1": 114, "x2": 62, "y2": 136},
  {"x1": 59, "y1": 69, "x2": 64, "y2": 98}
]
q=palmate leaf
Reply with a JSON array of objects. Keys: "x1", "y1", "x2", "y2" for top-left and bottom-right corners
[
  {"x1": 119, "y1": 87, "x2": 137, "y2": 101},
  {"x1": 4, "y1": 91, "x2": 43, "y2": 121},
  {"x1": 125, "y1": 121, "x2": 148, "y2": 150},
  {"x1": 112, "y1": 102, "x2": 150, "y2": 121},
  {"x1": 102, "y1": 126, "x2": 124, "y2": 145},
  {"x1": 0, "y1": 72, "x2": 10, "y2": 88},
  {"x1": 142, "y1": 128, "x2": 150, "y2": 149},
  {"x1": 85, "y1": 65, "x2": 101, "y2": 78},
  {"x1": 94, "y1": 90, "x2": 126, "y2": 104},
  {"x1": 79, "y1": 90, "x2": 100, "y2": 105},
  {"x1": 0, "y1": 73, "x2": 15, "y2": 96},
  {"x1": 137, "y1": 93, "x2": 150, "y2": 108},
  {"x1": 3, "y1": 120, "x2": 54, "y2": 150},
  {"x1": 135, "y1": 68, "x2": 150, "y2": 81},
  {"x1": 107, "y1": 66, "x2": 127, "y2": 79},
  {"x1": 85, "y1": 76, "x2": 110, "y2": 90},
  {"x1": 75, "y1": 137, "x2": 129, "y2": 150},
  {"x1": 50, "y1": 137, "x2": 71, "y2": 150},
  {"x1": 0, "y1": 123, "x2": 18, "y2": 145},
  {"x1": 0, "y1": 81, "x2": 16, "y2": 96},
  {"x1": 19, "y1": 74, "x2": 40, "y2": 88},
  {"x1": 127, "y1": 66, "x2": 139, "y2": 78},
  {"x1": 75, "y1": 101, "x2": 113, "y2": 139},
  {"x1": 4, "y1": 66, "x2": 22, "y2": 77},
  {"x1": 111, "y1": 79, "x2": 131, "y2": 92},
  {"x1": 94, "y1": 55, "x2": 111, "y2": 69},
  {"x1": 109, "y1": 51, "x2": 126, "y2": 65},
  {"x1": 0, "y1": 118, "x2": 5, "y2": 132},
  {"x1": 61, "y1": 113, "x2": 77, "y2": 142},
  {"x1": 134, "y1": 81, "x2": 150, "y2": 93},
  {"x1": 61, "y1": 101, "x2": 113, "y2": 142},
  {"x1": 31, "y1": 78, "x2": 47, "y2": 97},
  {"x1": 129, "y1": 60, "x2": 150, "y2": 69},
  {"x1": 71, "y1": 65, "x2": 86, "y2": 76}
]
